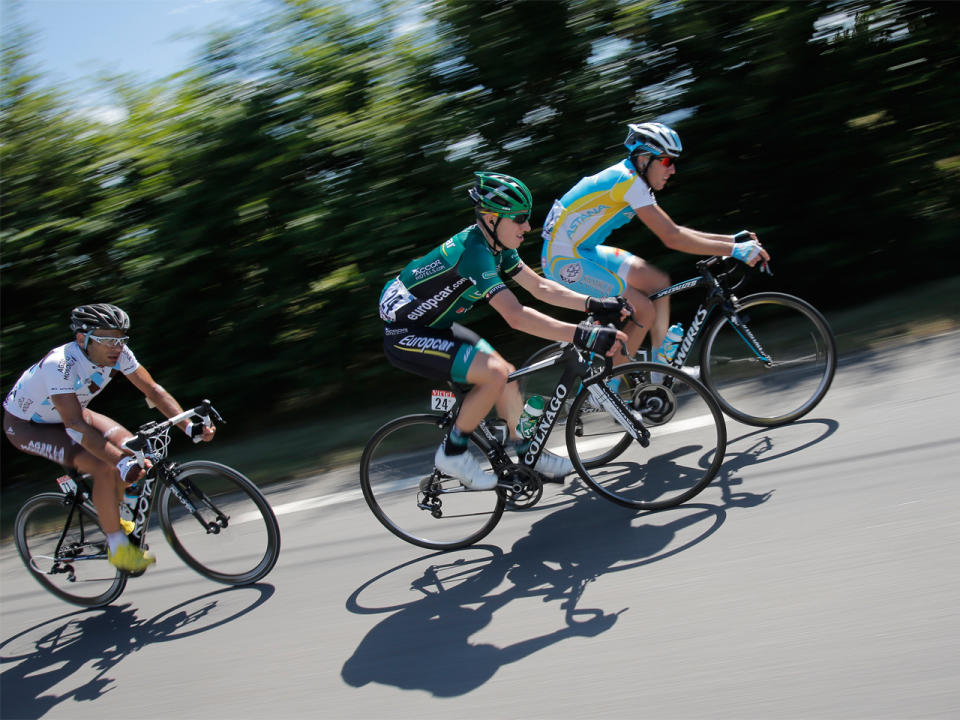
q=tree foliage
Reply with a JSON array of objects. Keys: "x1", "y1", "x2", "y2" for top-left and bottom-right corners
[{"x1": 2, "y1": 0, "x2": 958, "y2": 481}]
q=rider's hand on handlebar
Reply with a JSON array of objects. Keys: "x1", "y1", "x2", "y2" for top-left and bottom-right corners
[
  {"x1": 184, "y1": 421, "x2": 216, "y2": 444},
  {"x1": 116, "y1": 454, "x2": 151, "y2": 485},
  {"x1": 573, "y1": 321, "x2": 629, "y2": 357},
  {"x1": 731, "y1": 231, "x2": 770, "y2": 267},
  {"x1": 586, "y1": 295, "x2": 635, "y2": 328}
]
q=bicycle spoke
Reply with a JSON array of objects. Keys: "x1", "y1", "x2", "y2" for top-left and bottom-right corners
[
  {"x1": 702, "y1": 293, "x2": 836, "y2": 426},
  {"x1": 14, "y1": 494, "x2": 126, "y2": 607},
  {"x1": 361, "y1": 415, "x2": 505, "y2": 550},
  {"x1": 567, "y1": 362, "x2": 726, "y2": 510}
]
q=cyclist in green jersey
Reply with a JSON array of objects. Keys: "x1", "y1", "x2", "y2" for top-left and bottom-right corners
[{"x1": 379, "y1": 172, "x2": 630, "y2": 491}]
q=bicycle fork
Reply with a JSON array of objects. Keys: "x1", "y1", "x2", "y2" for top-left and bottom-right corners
[{"x1": 583, "y1": 380, "x2": 651, "y2": 447}]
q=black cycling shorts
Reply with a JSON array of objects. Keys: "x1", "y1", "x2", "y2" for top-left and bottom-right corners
[{"x1": 383, "y1": 323, "x2": 495, "y2": 384}]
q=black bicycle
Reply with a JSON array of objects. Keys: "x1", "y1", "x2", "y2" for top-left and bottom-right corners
[
  {"x1": 13, "y1": 401, "x2": 281, "y2": 608},
  {"x1": 523, "y1": 257, "x2": 837, "y2": 427},
  {"x1": 360, "y1": 342, "x2": 727, "y2": 550}
]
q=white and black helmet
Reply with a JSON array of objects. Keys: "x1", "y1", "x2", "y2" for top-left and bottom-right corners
[
  {"x1": 69, "y1": 303, "x2": 131, "y2": 334},
  {"x1": 624, "y1": 122, "x2": 683, "y2": 158}
]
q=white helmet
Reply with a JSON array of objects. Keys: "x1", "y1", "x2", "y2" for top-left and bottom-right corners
[{"x1": 624, "y1": 122, "x2": 683, "y2": 158}]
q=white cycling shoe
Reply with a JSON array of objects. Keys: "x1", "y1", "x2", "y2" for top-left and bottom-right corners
[
  {"x1": 533, "y1": 449, "x2": 574, "y2": 481},
  {"x1": 434, "y1": 446, "x2": 498, "y2": 491}
]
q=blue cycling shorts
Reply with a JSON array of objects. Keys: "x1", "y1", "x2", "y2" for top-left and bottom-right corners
[{"x1": 540, "y1": 244, "x2": 635, "y2": 298}]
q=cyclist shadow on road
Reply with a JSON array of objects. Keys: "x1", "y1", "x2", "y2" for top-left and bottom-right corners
[
  {"x1": 342, "y1": 469, "x2": 771, "y2": 697},
  {"x1": 0, "y1": 584, "x2": 274, "y2": 720}
]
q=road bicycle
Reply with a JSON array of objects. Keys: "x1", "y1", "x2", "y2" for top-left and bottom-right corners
[
  {"x1": 522, "y1": 257, "x2": 837, "y2": 427},
  {"x1": 360, "y1": 341, "x2": 727, "y2": 551},
  {"x1": 13, "y1": 401, "x2": 281, "y2": 608}
]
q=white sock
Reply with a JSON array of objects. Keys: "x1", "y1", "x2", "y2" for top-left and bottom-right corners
[{"x1": 107, "y1": 532, "x2": 128, "y2": 553}]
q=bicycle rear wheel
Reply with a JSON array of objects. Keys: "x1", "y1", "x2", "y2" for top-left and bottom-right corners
[
  {"x1": 158, "y1": 461, "x2": 280, "y2": 585},
  {"x1": 701, "y1": 292, "x2": 837, "y2": 426},
  {"x1": 360, "y1": 414, "x2": 505, "y2": 550},
  {"x1": 566, "y1": 362, "x2": 727, "y2": 510},
  {"x1": 14, "y1": 493, "x2": 127, "y2": 607}
]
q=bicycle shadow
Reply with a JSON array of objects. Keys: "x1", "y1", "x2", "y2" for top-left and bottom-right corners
[
  {"x1": 341, "y1": 473, "x2": 769, "y2": 697},
  {"x1": 716, "y1": 417, "x2": 840, "y2": 493},
  {"x1": 0, "y1": 584, "x2": 275, "y2": 719}
]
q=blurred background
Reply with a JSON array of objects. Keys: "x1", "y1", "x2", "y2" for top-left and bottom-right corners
[{"x1": 2, "y1": 0, "x2": 958, "y2": 492}]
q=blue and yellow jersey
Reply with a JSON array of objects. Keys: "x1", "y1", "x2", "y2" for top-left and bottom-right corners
[{"x1": 541, "y1": 159, "x2": 656, "y2": 258}]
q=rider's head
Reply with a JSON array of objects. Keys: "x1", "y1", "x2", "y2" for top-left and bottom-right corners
[
  {"x1": 468, "y1": 171, "x2": 533, "y2": 252},
  {"x1": 70, "y1": 303, "x2": 131, "y2": 363},
  {"x1": 625, "y1": 122, "x2": 682, "y2": 191}
]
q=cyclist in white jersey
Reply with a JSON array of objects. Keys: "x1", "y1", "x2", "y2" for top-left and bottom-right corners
[
  {"x1": 3, "y1": 303, "x2": 216, "y2": 573},
  {"x1": 541, "y1": 121, "x2": 770, "y2": 364}
]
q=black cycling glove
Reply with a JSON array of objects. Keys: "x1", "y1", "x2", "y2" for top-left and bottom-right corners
[
  {"x1": 573, "y1": 321, "x2": 618, "y2": 356},
  {"x1": 586, "y1": 296, "x2": 628, "y2": 315}
]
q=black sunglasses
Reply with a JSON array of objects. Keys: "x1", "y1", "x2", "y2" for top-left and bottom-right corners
[
  {"x1": 505, "y1": 213, "x2": 530, "y2": 224},
  {"x1": 658, "y1": 156, "x2": 676, "y2": 168}
]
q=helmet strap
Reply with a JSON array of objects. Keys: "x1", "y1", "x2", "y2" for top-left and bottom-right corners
[{"x1": 476, "y1": 211, "x2": 506, "y2": 254}]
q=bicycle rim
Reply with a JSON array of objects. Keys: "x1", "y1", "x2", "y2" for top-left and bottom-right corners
[
  {"x1": 360, "y1": 414, "x2": 505, "y2": 550},
  {"x1": 566, "y1": 362, "x2": 727, "y2": 510},
  {"x1": 159, "y1": 461, "x2": 281, "y2": 585},
  {"x1": 14, "y1": 493, "x2": 126, "y2": 607},
  {"x1": 701, "y1": 292, "x2": 837, "y2": 426}
]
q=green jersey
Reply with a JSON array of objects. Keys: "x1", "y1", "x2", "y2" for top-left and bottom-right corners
[{"x1": 379, "y1": 225, "x2": 523, "y2": 328}]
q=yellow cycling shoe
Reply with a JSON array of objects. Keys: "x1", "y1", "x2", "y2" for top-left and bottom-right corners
[
  {"x1": 119, "y1": 518, "x2": 135, "y2": 535},
  {"x1": 108, "y1": 543, "x2": 156, "y2": 573}
]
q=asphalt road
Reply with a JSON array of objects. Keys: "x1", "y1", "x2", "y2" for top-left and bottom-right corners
[{"x1": 2, "y1": 331, "x2": 958, "y2": 719}]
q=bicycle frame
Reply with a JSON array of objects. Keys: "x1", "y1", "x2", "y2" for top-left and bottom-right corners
[
  {"x1": 648, "y1": 262, "x2": 773, "y2": 373},
  {"x1": 445, "y1": 344, "x2": 647, "y2": 485}
]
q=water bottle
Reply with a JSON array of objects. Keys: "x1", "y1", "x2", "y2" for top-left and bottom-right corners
[
  {"x1": 516, "y1": 395, "x2": 545, "y2": 439},
  {"x1": 123, "y1": 480, "x2": 141, "y2": 517},
  {"x1": 655, "y1": 323, "x2": 684, "y2": 364}
]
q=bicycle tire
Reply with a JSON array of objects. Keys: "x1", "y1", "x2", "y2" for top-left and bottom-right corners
[
  {"x1": 14, "y1": 493, "x2": 127, "y2": 608},
  {"x1": 566, "y1": 362, "x2": 727, "y2": 511},
  {"x1": 158, "y1": 461, "x2": 281, "y2": 585},
  {"x1": 700, "y1": 292, "x2": 837, "y2": 426},
  {"x1": 360, "y1": 413, "x2": 506, "y2": 550}
]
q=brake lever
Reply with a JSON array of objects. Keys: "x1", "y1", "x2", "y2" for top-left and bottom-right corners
[{"x1": 759, "y1": 261, "x2": 773, "y2": 276}]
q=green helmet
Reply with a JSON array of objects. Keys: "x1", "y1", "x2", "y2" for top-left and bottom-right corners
[{"x1": 468, "y1": 172, "x2": 533, "y2": 219}]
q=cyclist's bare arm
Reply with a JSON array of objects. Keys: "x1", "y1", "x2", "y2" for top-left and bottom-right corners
[
  {"x1": 634, "y1": 204, "x2": 750, "y2": 257},
  {"x1": 50, "y1": 393, "x2": 129, "y2": 465},
  {"x1": 512, "y1": 264, "x2": 592, "y2": 311},
  {"x1": 489, "y1": 288, "x2": 627, "y2": 354},
  {"x1": 125, "y1": 366, "x2": 216, "y2": 442}
]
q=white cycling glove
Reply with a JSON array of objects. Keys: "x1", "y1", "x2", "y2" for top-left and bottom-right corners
[
  {"x1": 184, "y1": 422, "x2": 204, "y2": 443},
  {"x1": 731, "y1": 240, "x2": 763, "y2": 265},
  {"x1": 116, "y1": 455, "x2": 141, "y2": 484}
]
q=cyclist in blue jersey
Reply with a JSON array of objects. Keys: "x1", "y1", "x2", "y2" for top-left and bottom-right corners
[
  {"x1": 379, "y1": 172, "x2": 629, "y2": 491},
  {"x1": 541, "y1": 121, "x2": 770, "y2": 367}
]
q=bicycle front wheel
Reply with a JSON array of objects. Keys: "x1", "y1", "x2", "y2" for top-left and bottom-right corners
[
  {"x1": 566, "y1": 362, "x2": 727, "y2": 511},
  {"x1": 158, "y1": 461, "x2": 281, "y2": 585},
  {"x1": 360, "y1": 414, "x2": 505, "y2": 550},
  {"x1": 701, "y1": 292, "x2": 837, "y2": 426},
  {"x1": 14, "y1": 493, "x2": 127, "y2": 608}
]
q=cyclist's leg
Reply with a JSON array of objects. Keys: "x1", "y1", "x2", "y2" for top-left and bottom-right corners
[
  {"x1": 592, "y1": 246, "x2": 659, "y2": 360},
  {"x1": 2, "y1": 412, "x2": 120, "y2": 533},
  {"x1": 460, "y1": 348, "x2": 512, "y2": 434},
  {"x1": 624, "y1": 255, "x2": 670, "y2": 352},
  {"x1": 81, "y1": 409, "x2": 135, "y2": 509},
  {"x1": 73, "y1": 449, "x2": 124, "y2": 535},
  {"x1": 383, "y1": 323, "x2": 502, "y2": 489}
]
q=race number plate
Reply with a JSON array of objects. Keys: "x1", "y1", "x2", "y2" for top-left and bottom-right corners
[
  {"x1": 431, "y1": 390, "x2": 456, "y2": 412},
  {"x1": 56, "y1": 475, "x2": 79, "y2": 495}
]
